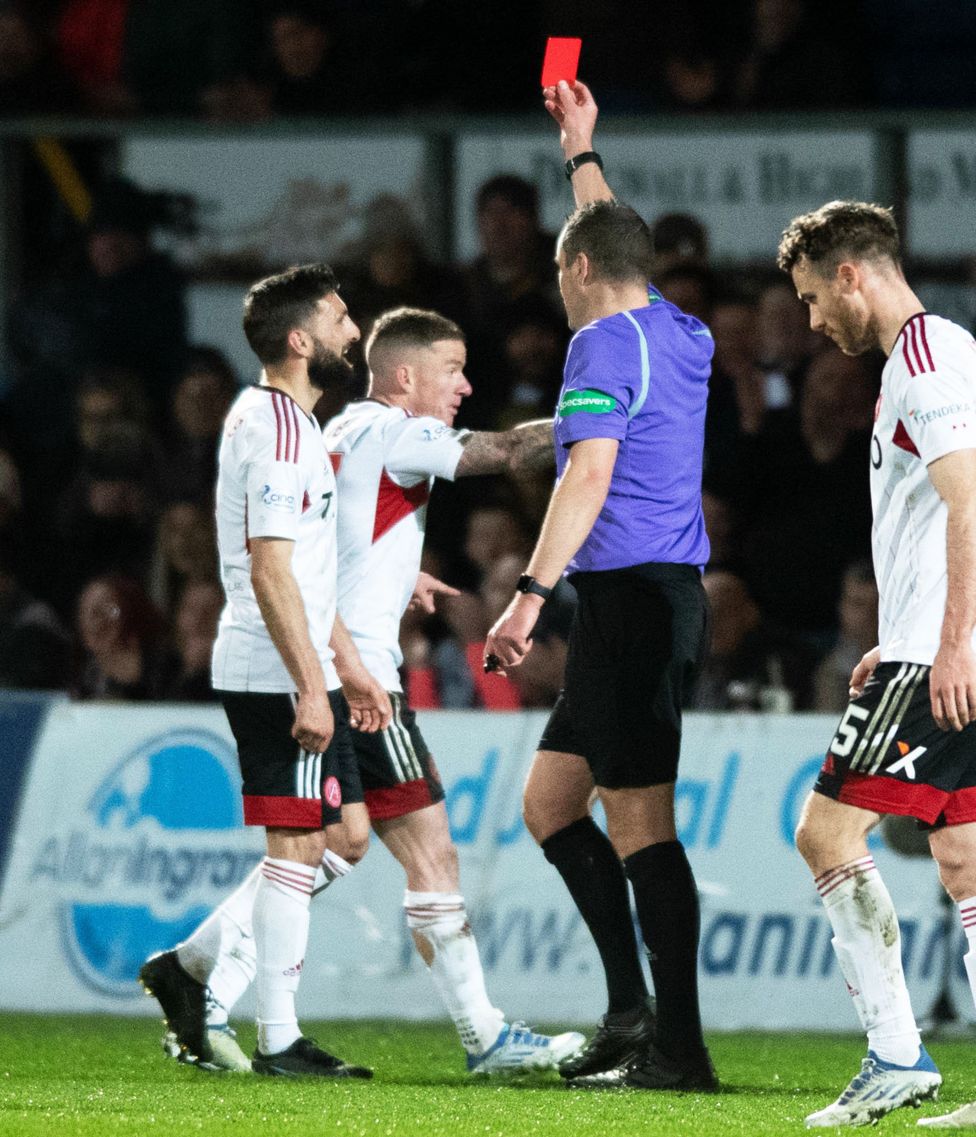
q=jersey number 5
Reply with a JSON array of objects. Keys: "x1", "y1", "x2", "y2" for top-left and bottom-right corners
[{"x1": 829, "y1": 703, "x2": 871, "y2": 757}]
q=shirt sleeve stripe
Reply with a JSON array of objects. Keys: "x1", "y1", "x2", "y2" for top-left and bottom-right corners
[
  {"x1": 272, "y1": 391, "x2": 284, "y2": 460},
  {"x1": 917, "y1": 316, "x2": 935, "y2": 371},
  {"x1": 291, "y1": 400, "x2": 301, "y2": 464},
  {"x1": 621, "y1": 311, "x2": 650, "y2": 420}
]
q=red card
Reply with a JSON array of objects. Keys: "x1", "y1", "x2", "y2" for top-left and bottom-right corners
[{"x1": 541, "y1": 37, "x2": 582, "y2": 88}]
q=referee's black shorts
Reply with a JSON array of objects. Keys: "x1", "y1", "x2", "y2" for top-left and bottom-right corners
[{"x1": 538, "y1": 561, "x2": 707, "y2": 789}]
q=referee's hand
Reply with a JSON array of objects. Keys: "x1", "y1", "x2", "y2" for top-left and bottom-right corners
[{"x1": 484, "y1": 595, "x2": 542, "y2": 675}]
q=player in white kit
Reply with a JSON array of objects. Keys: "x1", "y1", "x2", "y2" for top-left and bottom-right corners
[
  {"x1": 140, "y1": 262, "x2": 392, "y2": 1078},
  {"x1": 777, "y1": 202, "x2": 976, "y2": 1128},
  {"x1": 143, "y1": 306, "x2": 583, "y2": 1075}
]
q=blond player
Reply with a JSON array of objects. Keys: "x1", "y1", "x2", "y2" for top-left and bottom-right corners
[{"x1": 143, "y1": 306, "x2": 583, "y2": 1075}]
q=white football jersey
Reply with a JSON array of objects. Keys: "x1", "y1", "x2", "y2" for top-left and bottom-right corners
[
  {"x1": 212, "y1": 385, "x2": 339, "y2": 693},
  {"x1": 323, "y1": 400, "x2": 467, "y2": 690},
  {"x1": 872, "y1": 313, "x2": 976, "y2": 664}
]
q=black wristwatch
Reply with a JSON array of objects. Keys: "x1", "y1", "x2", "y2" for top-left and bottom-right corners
[
  {"x1": 564, "y1": 150, "x2": 604, "y2": 181},
  {"x1": 516, "y1": 574, "x2": 553, "y2": 601}
]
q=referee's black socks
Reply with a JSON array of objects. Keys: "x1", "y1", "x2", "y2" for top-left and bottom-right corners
[
  {"x1": 624, "y1": 839, "x2": 707, "y2": 1061},
  {"x1": 541, "y1": 817, "x2": 649, "y2": 1014}
]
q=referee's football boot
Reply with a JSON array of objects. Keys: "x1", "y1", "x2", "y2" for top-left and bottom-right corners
[
  {"x1": 466, "y1": 1022, "x2": 586, "y2": 1075},
  {"x1": 252, "y1": 1036, "x2": 373, "y2": 1079},
  {"x1": 139, "y1": 950, "x2": 211, "y2": 1065},
  {"x1": 566, "y1": 1041, "x2": 718, "y2": 1092},
  {"x1": 557, "y1": 999, "x2": 656, "y2": 1080},
  {"x1": 805, "y1": 1047, "x2": 941, "y2": 1128},
  {"x1": 162, "y1": 1026, "x2": 252, "y2": 1073}
]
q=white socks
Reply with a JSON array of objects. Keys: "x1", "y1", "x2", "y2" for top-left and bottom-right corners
[
  {"x1": 816, "y1": 856, "x2": 921, "y2": 1066},
  {"x1": 404, "y1": 890, "x2": 504, "y2": 1054},
  {"x1": 173, "y1": 849, "x2": 353, "y2": 1028},
  {"x1": 957, "y1": 896, "x2": 976, "y2": 1011},
  {"x1": 253, "y1": 857, "x2": 315, "y2": 1055},
  {"x1": 176, "y1": 863, "x2": 261, "y2": 1027}
]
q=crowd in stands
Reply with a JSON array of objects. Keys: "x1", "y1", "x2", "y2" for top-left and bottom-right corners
[
  {"x1": 0, "y1": 162, "x2": 898, "y2": 715},
  {"x1": 2, "y1": 0, "x2": 976, "y2": 119}
]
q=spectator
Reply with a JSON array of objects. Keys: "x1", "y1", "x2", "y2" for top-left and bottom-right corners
[
  {"x1": 73, "y1": 573, "x2": 173, "y2": 700},
  {"x1": 812, "y1": 561, "x2": 880, "y2": 712},
  {"x1": 162, "y1": 578, "x2": 223, "y2": 700},
  {"x1": 338, "y1": 197, "x2": 463, "y2": 331},
  {"x1": 53, "y1": 417, "x2": 158, "y2": 612},
  {"x1": 0, "y1": 4, "x2": 77, "y2": 115},
  {"x1": 461, "y1": 175, "x2": 561, "y2": 424},
  {"x1": 0, "y1": 451, "x2": 71, "y2": 689},
  {"x1": 245, "y1": 0, "x2": 366, "y2": 118},
  {"x1": 734, "y1": 0, "x2": 868, "y2": 110},
  {"x1": 0, "y1": 541, "x2": 71, "y2": 690},
  {"x1": 656, "y1": 263, "x2": 718, "y2": 324},
  {"x1": 650, "y1": 212, "x2": 709, "y2": 277},
  {"x1": 55, "y1": 0, "x2": 136, "y2": 115},
  {"x1": 122, "y1": 0, "x2": 260, "y2": 118},
  {"x1": 756, "y1": 279, "x2": 820, "y2": 409},
  {"x1": 692, "y1": 570, "x2": 812, "y2": 710},
  {"x1": 148, "y1": 501, "x2": 219, "y2": 618},
  {"x1": 733, "y1": 347, "x2": 877, "y2": 639},
  {"x1": 462, "y1": 503, "x2": 532, "y2": 582},
  {"x1": 9, "y1": 178, "x2": 188, "y2": 455},
  {"x1": 704, "y1": 294, "x2": 762, "y2": 490},
  {"x1": 493, "y1": 301, "x2": 568, "y2": 429},
  {"x1": 159, "y1": 347, "x2": 237, "y2": 505}
]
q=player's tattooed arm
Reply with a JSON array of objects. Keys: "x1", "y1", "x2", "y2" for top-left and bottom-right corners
[{"x1": 455, "y1": 420, "x2": 554, "y2": 477}]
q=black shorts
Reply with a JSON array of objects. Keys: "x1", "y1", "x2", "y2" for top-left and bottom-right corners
[
  {"x1": 219, "y1": 689, "x2": 364, "y2": 829},
  {"x1": 814, "y1": 661, "x2": 976, "y2": 826},
  {"x1": 538, "y1": 562, "x2": 708, "y2": 789},
  {"x1": 352, "y1": 693, "x2": 445, "y2": 821}
]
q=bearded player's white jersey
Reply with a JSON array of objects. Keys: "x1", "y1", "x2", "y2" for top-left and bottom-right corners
[
  {"x1": 323, "y1": 400, "x2": 468, "y2": 691},
  {"x1": 212, "y1": 385, "x2": 340, "y2": 693},
  {"x1": 872, "y1": 313, "x2": 976, "y2": 664}
]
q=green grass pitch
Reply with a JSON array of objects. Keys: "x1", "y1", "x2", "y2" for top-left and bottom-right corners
[{"x1": 3, "y1": 1015, "x2": 976, "y2": 1136}]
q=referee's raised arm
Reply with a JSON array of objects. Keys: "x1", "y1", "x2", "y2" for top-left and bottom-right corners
[{"x1": 543, "y1": 79, "x2": 614, "y2": 207}]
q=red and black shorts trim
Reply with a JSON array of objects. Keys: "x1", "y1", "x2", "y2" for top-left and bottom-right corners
[
  {"x1": 352, "y1": 693, "x2": 444, "y2": 821},
  {"x1": 219, "y1": 688, "x2": 364, "y2": 829},
  {"x1": 814, "y1": 661, "x2": 976, "y2": 827}
]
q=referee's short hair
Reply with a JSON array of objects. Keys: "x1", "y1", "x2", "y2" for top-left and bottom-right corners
[
  {"x1": 366, "y1": 307, "x2": 465, "y2": 371},
  {"x1": 242, "y1": 262, "x2": 339, "y2": 365},
  {"x1": 560, "y1": 200, "x2": 654, "y2": 284}
]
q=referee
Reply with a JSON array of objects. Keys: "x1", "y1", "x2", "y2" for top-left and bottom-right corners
[{"x1": 485, "y1": 79, "x2": 716, "y2": 1092}]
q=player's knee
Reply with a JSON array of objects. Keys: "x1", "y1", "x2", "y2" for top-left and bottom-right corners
[
  {"x1": 793, "y1": 816, "x2": 823, "y2": 867},
  {"x1": 404, "y1": 838, "x2": 459, "y2": 892},
  {"x1": 931, "y1": 839, "x2": 973, "y2": 900},
  {"x1": 328, "y1": 821, "x2": 370, "y2": 865}
]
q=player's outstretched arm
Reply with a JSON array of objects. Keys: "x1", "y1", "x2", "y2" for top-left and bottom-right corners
[
  {"x1": 543, "y1": 79, "x2": 614, "y2": 207},
  {"x1": 330, "y1": 614, "x2": 393, "y2": 733},
  {"x1": 251, "y1": 536, "x2": 334, "y2": 753},
  {"x1": 408, "y1": 571, "x2": 461, "y2": 615},
  {"x1": 455, "y1": 420, "x2": 554, "y2": 477},
  {"x1": 927, "y1": 448, "x2": 976, "y2": 731}
]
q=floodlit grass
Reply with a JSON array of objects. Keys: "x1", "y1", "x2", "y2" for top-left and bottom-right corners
[{"x1": 2, "y1": 1015, "x2": 976, "y2": 1136}]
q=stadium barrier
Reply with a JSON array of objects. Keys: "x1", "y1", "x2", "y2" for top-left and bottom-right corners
[{"x1": 0, "y1": 694, "x2": 966, "y2": 1029}]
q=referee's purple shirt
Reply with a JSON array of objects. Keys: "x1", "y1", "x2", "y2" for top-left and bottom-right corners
[{"x1": 553, "y1": 290, "x2": 712, "y2": 574}]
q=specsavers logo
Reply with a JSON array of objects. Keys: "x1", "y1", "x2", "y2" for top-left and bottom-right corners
[{"x1": 557, "y1": 389, "x2": 617, "y2": 417}]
